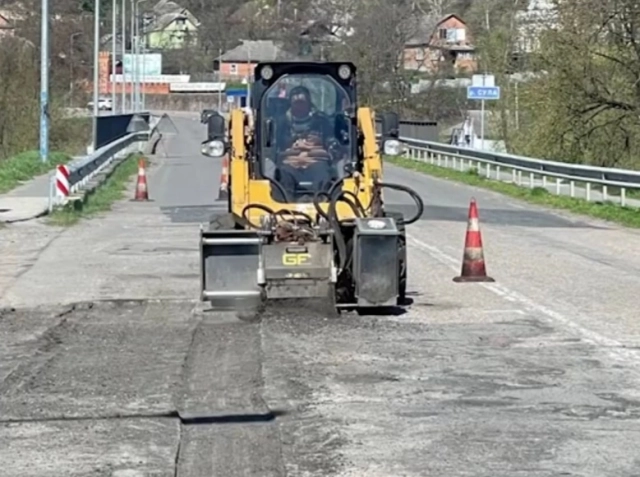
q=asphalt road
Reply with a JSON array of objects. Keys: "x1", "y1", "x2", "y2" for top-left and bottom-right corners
[{"x1": 2, "y1": 112, "x2": 640, "y2": 476}]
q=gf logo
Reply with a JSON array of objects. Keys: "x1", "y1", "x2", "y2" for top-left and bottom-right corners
[{"x1": 282, "y1": 253, "x2": 310, "y2": 266}]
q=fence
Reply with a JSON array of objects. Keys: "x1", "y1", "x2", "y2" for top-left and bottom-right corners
[
  {"x1": 399, "y1": 137, "x2": 640, "y2": 207},
  {"x1": 50, "y1": 113, "x2": 157, "y2": 210}
]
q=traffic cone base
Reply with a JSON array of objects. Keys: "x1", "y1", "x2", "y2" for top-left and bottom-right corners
[{"x1": 453, "y1": 198, "x2": 494, "y2": 282}]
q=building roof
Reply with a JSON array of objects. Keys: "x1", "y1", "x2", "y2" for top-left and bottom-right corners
[
  {"x1": 144, "y1": 1, "x2": 199, "y2": 32},
  {"x1": 404, "y1": 13, "x2": 467, "y2": 47},
  {"x1": 220, "y1": 40, "x2": 298, "y2": 62}
]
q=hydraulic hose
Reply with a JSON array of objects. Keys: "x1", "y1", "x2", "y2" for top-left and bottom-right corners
[
  {"x1": 373, "y1": 182, "x2": 424, "y2": 225},
  {"x1": 242, "y1": 203, "x2": 276, "y2": 228},
  {"x1": 312, "y1": 178, "x2": 424, "y2": 273}
]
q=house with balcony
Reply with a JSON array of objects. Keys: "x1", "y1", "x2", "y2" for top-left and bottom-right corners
[
  {"x1": 143, "y1": 0, "x2": 199, "y2": 50},
  {"x1": 515, "y1": 0, "x2": 558, "y2": 53},
  {"x1": 403, "y1": 13, "x2": 477, "y2": 75}
]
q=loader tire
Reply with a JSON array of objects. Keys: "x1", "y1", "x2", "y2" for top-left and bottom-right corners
[{"x1": 385, "y1": 211, "x2": 407, "y2": 304}]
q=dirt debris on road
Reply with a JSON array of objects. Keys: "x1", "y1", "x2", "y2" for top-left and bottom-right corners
[
  {"x1": 1, "y1": 295, "x2": 640, "y2": 476},
  {"x1": 2, "y1": 114, "x2": 640, "y2": 476}
]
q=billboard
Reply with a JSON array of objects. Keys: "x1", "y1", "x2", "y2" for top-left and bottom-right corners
[
  {"x1": 110, "y1": 74, "x2": 190, "y2": 83},
  {"x1": 169, "y1": 82, "x2": 226, "y2": 92},
  {"x1": 122, "y1": 53, "x2": 162, "y2": 76}
]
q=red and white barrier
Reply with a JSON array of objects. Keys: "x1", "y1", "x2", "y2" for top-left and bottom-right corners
[{"x1": 55, "y1": 165, "x2": 70, "y2": 199}]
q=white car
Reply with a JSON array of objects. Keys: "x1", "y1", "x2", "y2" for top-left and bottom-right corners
[{"x1": 87, "y1": 97, "x2": 113, "y2": 111}]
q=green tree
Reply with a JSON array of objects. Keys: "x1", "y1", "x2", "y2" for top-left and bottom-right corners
[{"x1": 510, "y1": 0, "x2": 640, "y2": 168}]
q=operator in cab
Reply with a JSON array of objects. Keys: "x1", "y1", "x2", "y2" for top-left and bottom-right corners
[{"x1": 273, "y1": 85, "x2": 340, "y2": 199}]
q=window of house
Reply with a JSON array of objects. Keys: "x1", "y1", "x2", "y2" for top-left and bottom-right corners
[
  {"x1": 439, "y1": 27, "x2": 466, "y2": 42},
  {"x1": 415, "y1": 49, "x2": 425, "y2": 61},
  {"x1": 229, "y1": 63, "x2": 237, "y2": 74}
]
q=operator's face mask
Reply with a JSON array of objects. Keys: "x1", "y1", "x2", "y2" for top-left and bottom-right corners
[{"x1": 291, "y1": 94, "x2": 310, "y2": 118}]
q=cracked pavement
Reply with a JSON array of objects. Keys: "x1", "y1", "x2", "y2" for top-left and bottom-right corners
[{"x1": 1, "y1": 113, "x2": 640, "y2": 476}]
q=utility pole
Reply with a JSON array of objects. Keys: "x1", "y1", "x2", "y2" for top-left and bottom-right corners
[
  {"x1": 92, "y1": 0, "x2": 100, "y2": 152},
  {"x1": 39, "y1": 0, "x2": 49, "y2": 162},
  {"x1": 129, "y1": 0, "x2": 135, "y2": 111},
  {"x1": 111, "y1": 0, "x2": 117, "y2": 112},
  {"x1": 134, "y1": 0, "x2": 147, "y2": 111},
  {"x1": 121, "y1": 0, "x2": 126, "y2": 112},
  {"x1": 217, "y1": 47, "x2": 222, "y2": 111},
  {"x1": 141, "y1": 36, "x2": 146, "y2": 110}
]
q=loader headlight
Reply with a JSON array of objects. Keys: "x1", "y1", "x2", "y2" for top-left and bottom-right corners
[
  {"x1": 383, "y1": 139, "x2": 401, "y2": 156},
  {"x1": 261, "y1": 65, "x2": 273, "y2": 80},
  {"x1": 202, "y1": 139, "x2": 225, "y2": 158},
  {"x1": 338, "y1": 64, "x2": 351, "y2": 79}
]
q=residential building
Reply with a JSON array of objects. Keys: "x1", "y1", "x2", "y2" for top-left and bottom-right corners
[
  {"x1": 515, "y1": 0, "x2": 558, "y2": 53},
  {"x1": 218, "y1": 40, "x2": 298, "y2": 80},
  {"x1": 143, "y1": 0, "x2": 199, "y2": 50},
  {"x1": 403, "y1": 14, "x2": 477, "y2": 75}
]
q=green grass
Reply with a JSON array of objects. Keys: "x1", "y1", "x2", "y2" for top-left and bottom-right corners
[
  {"x1": 386, "y1": 155, "x2": 640, "y2": 228},
  {"x1": 47, "y1": 154, "x2": 142, "y2": 226},
  {"x1": 0, "y1": 151, "x2": 71, "y2": 194}
]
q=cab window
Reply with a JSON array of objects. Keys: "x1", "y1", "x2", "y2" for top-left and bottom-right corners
[{"x1": 261, "y1": 74, "x2": 352, "y2": 203}]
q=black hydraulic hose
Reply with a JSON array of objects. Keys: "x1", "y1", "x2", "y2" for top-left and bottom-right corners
[
  {"x1": 268, "y1": 177, "x2": 292, "y2": 203},
  {"x1": 312, "y1": 178, "x2": 347, "y2": 220},
  {"x1": 375, "y1": 182, "x2": 424, "y2": 225},
  {"x1": 275, "y1": 209, "x2": 315, "y2": 224},
  {"x1": 340, "y1": 190, "x2": 366, "y2": 216},
  {"x1": 242, "y1": 203, "x2": 276, "y2": 228},
  {"x1": 328, "y1": 188, "x2": 349, "y2": 272},
  {"x1": 313, "y1": 191, "x2": 362, "y2": 220}
]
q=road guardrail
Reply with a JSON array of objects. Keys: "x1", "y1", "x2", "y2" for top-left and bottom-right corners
[
  {"x1": 48, "y1": 127, "x2": 155, "y2": 211},
  {"x1": 399, "y1": 137, "x2": 640, "y2": 207}
]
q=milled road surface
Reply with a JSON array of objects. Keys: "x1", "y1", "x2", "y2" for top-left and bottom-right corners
[{"x1": 1, "y1": 112, "x2": 640, "y2": 476}]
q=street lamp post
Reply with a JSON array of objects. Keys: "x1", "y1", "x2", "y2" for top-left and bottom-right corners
[
  {"x1": 92, "y1": 0, "x2": 100, "y2": 152},
  {"x1": 135, "y1": 0, "x2": 147, "y2": 111},
  {"x1": 141, "y1": 36, "x2": 146, "y2": 110},
  {"x1": 39, "y1": 0, "x2": 49, "y2": 162},
  {"x1": 111, "y1": 0, "x2": 117, "y2": 113},
  {"x1": 129, "y1": 0, "x2": 135, "y2": 111},
  {"x1": 121, "y1": 0, "x2": 126, "y2": 112}
]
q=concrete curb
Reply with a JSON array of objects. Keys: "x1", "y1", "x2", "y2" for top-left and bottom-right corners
[{"x1": 0, "y1": 203, "x2": 50, "y2": 224}]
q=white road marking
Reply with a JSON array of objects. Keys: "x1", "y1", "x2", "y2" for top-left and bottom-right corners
[
  {"x1": 478, "y1": 309, "x2": 527, "y2": 315},
  {"x1": 407, "y1": 233, "x2": 640, "y2": 369}
]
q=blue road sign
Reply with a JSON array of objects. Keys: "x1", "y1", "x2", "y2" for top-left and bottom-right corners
[
  {"x1": 467, "y1": 86, "x2": 501, "y2": 100},
  {"x1": 226, "y1": 88, "x2": 248, "y2": 97}
]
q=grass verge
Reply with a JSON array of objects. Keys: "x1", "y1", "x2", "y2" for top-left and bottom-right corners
[
  {"x1": 0, "y1": 151, "x2": 71, "y2": 194},
  {"x1": 47, "y1": 154, "x2": 141, "y2": 226},
  {"x1": 0, "y1": 118, "x2": 92, "y2": 194},
  {"x1": 386, "y1": 155, "x2": 640, "y2": 228}
]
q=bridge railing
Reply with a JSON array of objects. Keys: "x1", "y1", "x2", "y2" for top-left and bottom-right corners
[
  {"x1": 398, "y1": 137, "x2": 640, "y2": 207},
  {"x1": 48, "y1": 112, "x2": 160, "y2": 210}
]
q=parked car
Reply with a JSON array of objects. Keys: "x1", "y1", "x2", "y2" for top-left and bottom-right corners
[{"x1": 87, "y1": 97, "x2": 113, "y2": 111}]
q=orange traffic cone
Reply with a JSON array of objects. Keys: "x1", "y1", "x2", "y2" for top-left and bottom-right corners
[
  {"x1": 133, "y1": 157, "x2": 149, "y2": 201},
  {"x1": 217, "y1": 156, "x2": 229, "y2": 201},
  {"x1": 453, "y1": 198, "x2": 494, "y2": 282}
]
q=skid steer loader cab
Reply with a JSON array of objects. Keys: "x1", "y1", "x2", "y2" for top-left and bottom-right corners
[{"x1": 200, "y1": 62, "x2": 424, "y2": 316}]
